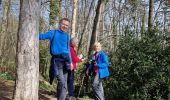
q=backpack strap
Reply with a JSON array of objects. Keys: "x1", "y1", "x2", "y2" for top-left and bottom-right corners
[
  {"x1": 50, "y1": 30, "x2": 56, "y2": 55},
  {"x1": 67, "y1": 34, "x2": 69, "y2": 49}
]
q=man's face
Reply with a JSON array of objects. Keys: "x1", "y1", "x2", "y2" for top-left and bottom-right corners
[{"x1": 59, "y1": 20, "x2": 70, "y2": 32}]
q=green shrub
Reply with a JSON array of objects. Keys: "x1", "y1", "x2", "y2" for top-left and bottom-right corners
[
  {"x1": 39, "y1": 40, "x2": 51, "y2": 80},
  {"x1": 105, "y1": 31, "x2": 170, "y2": 100},
  {"x1": 0, "y1": 72, "x2": 15, "y2": 80}
]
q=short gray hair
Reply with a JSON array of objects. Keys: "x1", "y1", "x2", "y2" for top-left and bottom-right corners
[
  {"x1": 59, "y1": 18, "x2": 70, "y2": 23},
  {"x1": 71, "y1": 37, "x2": 78, "y2": 43}
]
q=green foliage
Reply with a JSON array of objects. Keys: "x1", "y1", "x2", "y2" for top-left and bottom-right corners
[
  {"x1": 128, "y1": 0, "x2": 140, "y2": 11},
  {"x1": 39, "y1": 17, "x2": 47, "y2": 33},
  {"x1": 75, "y1": 63, "x2": 86, "y2": 84},
  {"x1": 0, "y1": 15, "x2": 18, "y2": 71},
  {"x1": 39, "y1": 41, "x2": 51, "y2": 80},
  {"x1": 105, "y1": 31, "x2": 170, "y2": 100},
  {"x1": 39, "y1": 75, "x2": 56, "y2": 92},
  {"x1": 0, "y1": 72, "x2": 15, "y2": 80},
  {"x1": 39, "y1": 16, "x2": 51, "y2": 80},
  {"x1": 74, "y1": 62, "x2": 93, "y2": 97}
]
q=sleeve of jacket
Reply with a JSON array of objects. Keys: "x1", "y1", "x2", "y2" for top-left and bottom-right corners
[
  {"x1": 97, "y1": 52, "x2": 109, "y2": 68},
  {"x1": 39, "y1": 30, "x2": 54, "y2": 40},
  {"x1": 70, "y1": 47, "x2": 82, "y2": 63}
]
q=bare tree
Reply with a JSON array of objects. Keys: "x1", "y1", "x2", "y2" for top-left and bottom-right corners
[
  {"x1": 0, "y1": 0, "x2": 11, "y2": 62},
  {"x1": 88, "y1": 0, "x2": 104, "y2": 58},
  {"x1": 71, "y1": 0, "x2": 78, "y2": 37},
  {"x1": 165, "y1": 0, "x2": 170, "y2": 6},
  {"x1": 77, "y1": 0, "x2": 95, "y2": 52},
  {"x1": 148, "y1": 0, "x2": 154, "y2": 32},
  {"x1": 98, "y1": 0, "x2": 106, "y2": 40},
  {"x1": 13, "y1": 0, "x2": 40, "y2": 99}
]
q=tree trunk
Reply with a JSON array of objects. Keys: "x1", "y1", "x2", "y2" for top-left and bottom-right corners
[
  {"x1": 71, "y1": 0, "x2": 78, "y2": 37},
  {"x1": 0, "y1": 0, "x2": 11, "y2": 61},
  {"x1": 49, "y1": 0, "x2": 61, "y2": 27},
  {"x1": 141, "y1": 7, "x2": 146, "y2": 35},
  {"x1": 98, "y1": 0, "x2": 106, "y2": 41},
  {"x1": 148, "y1": 0, "x2": 154, "y2": 32},
  {"x1": 88, "y1": 0, "x2": 103, "y2": 58},
  {"x1": 165, "y1": 0, "x2": 170, "y2": 6},
  {"x1": 112, "y1": 17, "x2": 117, "y2": 51},
  {"x1": 13, "y1": 0, "x2": 40, "y2": 100},
  {"x1": 77, "y1": 0, "x2": 95, "y2": 52}
]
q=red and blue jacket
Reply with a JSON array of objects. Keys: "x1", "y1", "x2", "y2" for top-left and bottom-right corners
[{"x1": 89, "y1": 50, "x2": 109, "y2": 79}]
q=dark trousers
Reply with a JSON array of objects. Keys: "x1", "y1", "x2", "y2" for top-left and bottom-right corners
[
  {"x1": 56, "y1": 63, "x2": 68, "y2": 100},
  {"x1": 50, "y1": 56, "x2": 68, "y2": 100},
  {"x1": 67, "y1": 70, "x2": 74, "y2": 96}
]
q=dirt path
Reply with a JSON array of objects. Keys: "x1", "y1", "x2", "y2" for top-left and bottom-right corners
[
  {"x1": 0, "y1": 79, "x2": 93, "y2": 100},
  {"x1": 0, "y1": 79, "x2": 56, "y2": 100}
]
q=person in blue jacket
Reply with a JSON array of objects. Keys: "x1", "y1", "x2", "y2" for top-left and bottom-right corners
[
  {"x1": 39, "y1": 18, "x2": 73, "y2": 100},
  {"x1": 86, "y1": 42, "x2": 109, "y2": 100}
]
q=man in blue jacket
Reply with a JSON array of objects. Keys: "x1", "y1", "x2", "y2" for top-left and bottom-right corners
[{"x1": 39, "y1": 18, "x2": 72, "y2": 100}]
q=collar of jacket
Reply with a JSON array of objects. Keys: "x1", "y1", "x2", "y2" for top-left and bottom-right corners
[
  {"x1": 70, "y1": 42, "x2": 75, "y2": 48},
  {"x1": 57, "y1": 29, "x2": 68, "y2": 34},
  {"x1": 94, "y1": 50, "x2": 102, "y2": 55}
]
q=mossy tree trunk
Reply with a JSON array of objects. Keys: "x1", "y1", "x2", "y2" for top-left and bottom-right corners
[
  {"x1": 49, "y1": 0, "x2": 61, "y2": 27},
  {"x1": 88, "y1": 0, "x2": 104, "y2": 58},
  {"x1": 0, "y1": 0, "x2": 11, "y2": 66}
]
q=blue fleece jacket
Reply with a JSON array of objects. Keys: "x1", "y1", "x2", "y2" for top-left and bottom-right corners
[
  {"x1": 39, "y1": 29, "x2": 72, "y2": 62},
  {"x1": 89, "y1": 50, "x2": 109, "y2": 78}
]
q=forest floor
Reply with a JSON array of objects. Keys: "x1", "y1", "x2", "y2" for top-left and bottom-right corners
[
  {"x1": 0, "y1": 79, "x2": 56, "y2": 100},
  {"x1": 0, "y1": 79, "x2": 93, "y2": 100}
]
